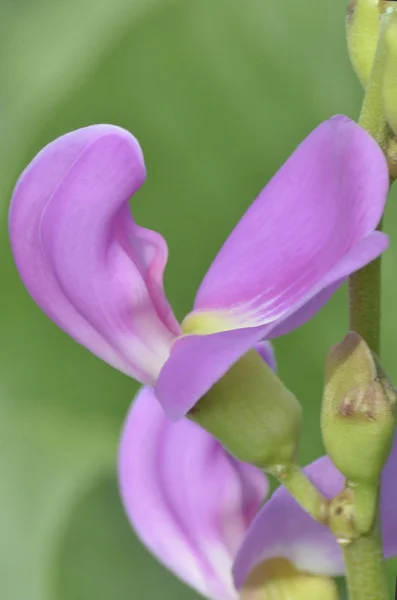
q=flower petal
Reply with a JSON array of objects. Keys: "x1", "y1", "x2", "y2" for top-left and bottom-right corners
[
  {"x1": 233, "y1": 436, "x2": 397, "y2": 588},
  {"x1": 164, "y1": 118, "x2": 388, "y2": 419},
  {"x1": 156, "y1": 326, "x2": 268, "y2": 419},
  {"x1": 118, "y1": 386, "x2": 268, "y2": 600},
  {"x1": 156, "y1": 332, "x2": 277, "y2": 420},
  {"x1": 379, "y1": 434, "x2": 397, "y2": 559},
  {"x1": 254, "y1": 340, "x2": 277, "y2": 371},
  {"x1": 9, "y1": 125, "x2": 179, "y2": 382},
  {"x1": 193, "y1": 116, "x2": 389, "y2": 334},
  {"x1": 265, "y1": 231, "x2": 388, "y2": 339}
]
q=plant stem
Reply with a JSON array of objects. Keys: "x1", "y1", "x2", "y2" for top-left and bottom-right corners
[
  {"x1": 268, "y1": 463, "x2": 328, "y2": 524},
  {"x1": 349, "y1": 5, "x2": 390, "y2": 357},
  {"x1": 348, "y1": 222, "x2": 382, "y2": 355},
  {"x1": 341, "y1": 518, "x2": 389, "y2": 600},
  {"x1": 344, "y1": 8, "x2": 396, "y2": 599}
]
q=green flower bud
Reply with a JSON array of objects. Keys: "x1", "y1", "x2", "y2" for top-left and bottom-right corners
[
  {"x1": 322, "y1": 332, "x2": 396, "y2": 535},
  {"x1": 188, "y1": 349, "x2": 302, "y2": 470},
  {"x1": 321, "y1": 331, "x2": 396, "y2": 485},
  {"x1": 346, "y1": 0, "x2": 381, "y2": 88},
  {"x1": 381, "y1": 6, "x2": 397, "y2": 137},
  {"x1": 241, "y1": 558, "x2": 340, "y2": 600}
]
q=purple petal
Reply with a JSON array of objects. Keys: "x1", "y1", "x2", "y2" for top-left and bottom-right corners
[
  {"x1": 233, "y1": 436, "x2": 397, "y2": 588},
  {"x1": 193, "y1": 116, "x2": 388, "y2": 335},
  {"x1": 254, "y1": 340, "x2": 277, "y2": 371},
  {"x1": 266, "y1": 231, "x2": 388, "y2": 338},
  {"x1": 379, "y1": 435, "x2": 397, "y2": 559},
  {"x1": 156, "y1": 326, "x2": 269, "y2": 419},
  {"x1": 119, "y1": 386, "x2": 268, "y2": 600},
  {"x1": 9, "y1": 125, "x2": 179, "y2": 382},
  {"x1": 156, "y1": 328, "x2": 279, "y2": 420}
]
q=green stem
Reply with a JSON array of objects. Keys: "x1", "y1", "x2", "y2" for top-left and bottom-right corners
[
  {"x1": 349, "y1": 6, "x2": 391, "y2": 356},
  {"x1": 268, "y1": 463, "x2": 328, "y2": 524},
  {"x1": 341, "y1": 518, "x2": 389, "y2": 600},
  {"x1": 344, "y1": 9, "x2": 395, "y2": 599},
  {"x1": 348, "y1": 220, "x2": 382, "y2": 355},
  {"x1": 348, "y1": 3, "x2": 392, "y2": 355}
]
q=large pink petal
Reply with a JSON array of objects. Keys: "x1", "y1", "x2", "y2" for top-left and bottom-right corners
[
  {"x1": 119, "y1": 386, "x2": 267, "y2": 600},
  {"x1": 159, "y1": 117, "x2": 388, "y2": 420},
  {"x1": 233, "y1": 436, "x2": 397, "y2": 588},
  {"x1": 193, "y1": 116, "x2": 388, "y2": 334},
  {"x1": 9, "y1": 126, "x2": 179, "y2": 383}
]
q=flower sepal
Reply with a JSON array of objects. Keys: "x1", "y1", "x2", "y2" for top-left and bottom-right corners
[{"x1": 188, "y1": 349, "x2": 302, "y2": 469}]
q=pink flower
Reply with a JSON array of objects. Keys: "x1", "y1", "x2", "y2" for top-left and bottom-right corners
[
  {"x1": 119, "y1": 386, "x2": 397, "y2": 599},
  {"x1": 9, "y1": 116, "x2": 389, "y2": 419}
]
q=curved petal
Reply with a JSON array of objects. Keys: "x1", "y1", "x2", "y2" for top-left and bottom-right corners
[
  {"x1": 156, "y1": 329, "x2": 279, "y2": 420},
  {"x1": 193, "y1": 116, "x2": 389, "y2": 334},
  {"x1": 9, "y1": 125, "x2": 179, "y2": 382},
  {"x1": 156, "y1": 326, "x2": 268, "y2": 419},
  {"x1": 118, "y1": 386, "x2": 268, "y2": 600},
  {"x1": 265, "y1": 231, "x2": 388, "y2": 338},
  {"x1": 233, "y1": 436, "x2": 397, "y2": 588}
]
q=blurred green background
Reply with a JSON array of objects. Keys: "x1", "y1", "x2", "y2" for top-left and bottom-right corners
[{"x1": 1, "y1": 0, "x2": 397, "y2": 598}]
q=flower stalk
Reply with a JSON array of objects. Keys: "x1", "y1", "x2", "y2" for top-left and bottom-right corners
[
  {"x1": 348, "y1": 252, "x2": 382, "y2": 355},
  {"x1": 344, "y1": 4, "x2": 397, "y2": 599},
  {"x1": 342, "y1": 519, "x2": 389, "y2": 600},
  {"x1": 348, "y1": 5, "x2": 394, "y2": 355},
  {"x1": 268, "y1": 463, "x2": 329, "y2": 524}
]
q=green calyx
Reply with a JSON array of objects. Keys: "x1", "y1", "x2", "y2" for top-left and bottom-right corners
[{"x1": 188, "y1": 349, "x2": 302, "y2": 470}]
